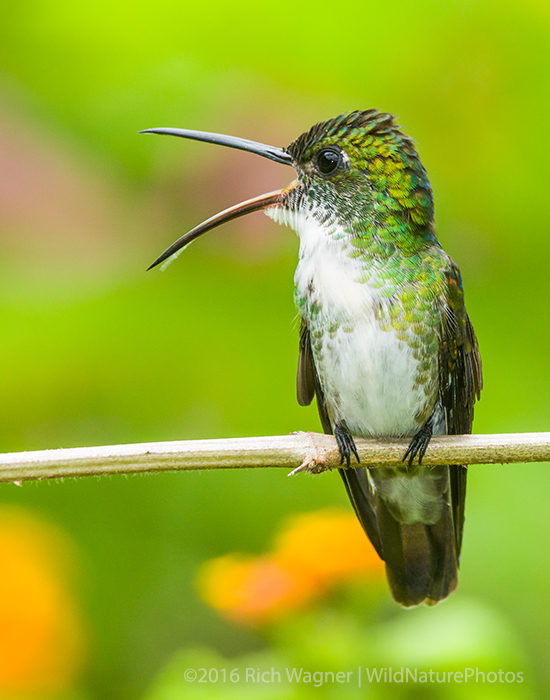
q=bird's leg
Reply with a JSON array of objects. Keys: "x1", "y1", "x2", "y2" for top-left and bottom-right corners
[
  {"x1": 402, "y1": 414, "x2": 434, "y2": 467},
  {"x1": 334, "y1": 422, "x2": 360, "y2": 468}
]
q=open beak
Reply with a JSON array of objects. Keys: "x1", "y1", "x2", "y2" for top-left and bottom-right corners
[{"x1": 140, "y1": 127, "x2": 294, "y2": 270}]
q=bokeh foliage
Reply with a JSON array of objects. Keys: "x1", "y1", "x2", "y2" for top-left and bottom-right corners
[{"x1": 0, "y1": 0, "x2": 549, "y2": 698}]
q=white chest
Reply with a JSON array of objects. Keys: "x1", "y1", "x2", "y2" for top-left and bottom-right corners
[{"x1": 290, "y1": 215, "x2": 433, "y2": 437}]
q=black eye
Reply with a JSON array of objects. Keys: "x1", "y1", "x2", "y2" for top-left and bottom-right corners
[{"x1": 316, "y1": 148, "x2": 342, "y2": 175}]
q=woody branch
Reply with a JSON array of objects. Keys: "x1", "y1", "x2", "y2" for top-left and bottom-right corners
[{"x1": 0, "y1": 432, "x2": 549, "y2": 483}]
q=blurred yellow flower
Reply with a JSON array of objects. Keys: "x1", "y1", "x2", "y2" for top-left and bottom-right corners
[
  {"x1": 0, "y1": 506, "x2": 85, "y2": 697},
  {"x1": 197, "y1": 508, "x2": 384, "y2": 625}
]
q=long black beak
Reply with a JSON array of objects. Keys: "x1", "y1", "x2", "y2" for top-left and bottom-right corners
[
  {"x1": 140, "y1": 127, "x2": 294, "y2": 269},
  {"x1": 139, "y1": 127, "x2": 293, "y2": 166}
]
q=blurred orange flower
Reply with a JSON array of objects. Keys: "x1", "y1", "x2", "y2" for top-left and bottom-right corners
[
  {"x1": 198, "y1": 554, "x2": 313, "y2": 625},
  {"x1": 197, "y1": 508, "x2": 384, "y2": 625},
  {"x1": 0, "y1": 506, "x2": 85, "y2": 697},
  {"x1": 274, "y1": 509, "x2": 383, "y2": 584}
]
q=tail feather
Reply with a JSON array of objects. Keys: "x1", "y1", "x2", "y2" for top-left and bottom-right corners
[
  {"x1": 378, "y1": 497, "x2": 458, "y2": 606},
  {"x1": 377, "y1": 500, "x2": 434, "y2": 606},
  {"x1": 338, "y1": 467, "x2": 383, "y2": 559},
  {"x1": 449, "y1": 464, "x2": 467, "y2": 558},
  {"x1": 342, "y1": 464, "x2": 461, "y2": 606}
]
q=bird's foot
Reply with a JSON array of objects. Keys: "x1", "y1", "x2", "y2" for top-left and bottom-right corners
[
  {"x1": 402, "y1": 417, "x2": 433, "y2": 466},
  {"x1": 335, "y1": 422, "x2": 360, "y2": 468},
  {"x1": 287, "y1": 427, "x2": 359, "y2": 476}
]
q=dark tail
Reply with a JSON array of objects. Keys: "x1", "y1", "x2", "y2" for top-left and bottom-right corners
[{"x1": 340, "y1": 464, "x2": 464, "y2": 607}]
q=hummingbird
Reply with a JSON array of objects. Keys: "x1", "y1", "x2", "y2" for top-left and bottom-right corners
[{"x1": 141, "y1": 110, "x2": 482, "y2": 606}]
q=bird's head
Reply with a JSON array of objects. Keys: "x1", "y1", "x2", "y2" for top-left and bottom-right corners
[{"x1": 141, "y1": 110, "x2": 434, "y2": 269}]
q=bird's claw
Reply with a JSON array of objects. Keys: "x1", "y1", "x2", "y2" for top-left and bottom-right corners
[
  {"x1": 335, "y1": 423, "x2": 360, "y2": 468},
  {"x1": 402, "y1": 419, "x2": 433, "y2": 466}
]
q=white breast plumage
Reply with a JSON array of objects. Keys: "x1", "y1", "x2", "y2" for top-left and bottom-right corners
[{"x1": 268, "y1": 208, "x2": 435, "y2": 438}]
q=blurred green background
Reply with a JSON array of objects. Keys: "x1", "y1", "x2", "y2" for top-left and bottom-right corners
[{"x1": 0, "y1": 1, "x2": 549, "y2": 698}]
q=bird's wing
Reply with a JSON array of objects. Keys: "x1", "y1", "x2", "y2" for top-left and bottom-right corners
[
  {"x1": 439, "y1": 262, "x2": 483, "y2": 556},
  {"x1": 297, "y1": 318, "x2": 316, "y2": 408},
  {"x1": 297, "y1": 317, "x2": 383, "y2": 558}
]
